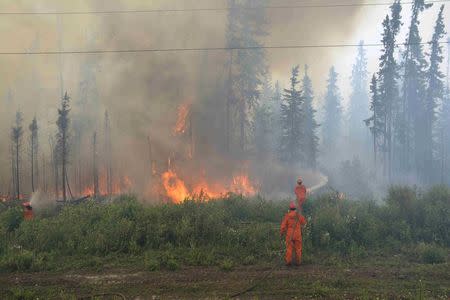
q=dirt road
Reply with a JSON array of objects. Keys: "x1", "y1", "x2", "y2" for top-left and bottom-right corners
[{"x1": 1, "y1": 261, "x2": 448, "y2": 299}]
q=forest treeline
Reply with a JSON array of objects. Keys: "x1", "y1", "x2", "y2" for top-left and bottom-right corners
[{"x1": 3, "y1": 0, "x2": 450, "y2": 200}]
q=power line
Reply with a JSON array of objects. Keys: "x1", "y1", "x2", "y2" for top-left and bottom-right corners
[
  {"x1": 1, "y1": 41, "x2": 448, "y2": 56},
  {"x1": 0, "y1": 0, "x2": 448, "y2": 15}
]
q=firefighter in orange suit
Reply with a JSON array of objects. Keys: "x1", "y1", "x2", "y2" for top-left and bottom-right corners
[
  {"x1": 280, "y1": 202, "x2": 307, "y2": 266},
  {"x1": 295, "y1": 177, "x2": 307, "y2": 211},
  {"x1": 22, "y1": 202, "x2": 33, "y2": 220}
]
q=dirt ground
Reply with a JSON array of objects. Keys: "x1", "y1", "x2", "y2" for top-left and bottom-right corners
[{"x1": 1, "y1": 260, "x2": 449, "y2": 299}]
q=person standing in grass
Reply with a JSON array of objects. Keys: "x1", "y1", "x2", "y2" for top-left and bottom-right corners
[{"x1": 280, "y1": 201, "x2": 307, "y2": 266}]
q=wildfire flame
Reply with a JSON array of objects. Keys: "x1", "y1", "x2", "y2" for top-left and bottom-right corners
[
  {"x1": 161, "y1": 170, "x2": 189, "y2": 204},
  {"x1": 81, "y1": 175, "x2": 133, "y2": 197},
  {"x1": 161, "y1": 169, "x2": 257, "y2": 203},
  {"x1": 173, "y1": 103, "x2": 190, "y2": 135}
]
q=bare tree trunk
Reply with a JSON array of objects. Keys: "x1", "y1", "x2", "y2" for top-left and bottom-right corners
[
  {"x1": 31, "y1": 139, "x2": 35, "y2": 193},
  {"x1": 15, "y1": 140, "x2": 20, "y2": 200},
  {"x1": 93, "y1": 132, "x2": 99, "y2": 198},
  {"x1": 226, "y1": 50, "x2": 233, "y2": 153},
  {"x1": 62, "y1": 131, "x2": 67, "y2": 202}
]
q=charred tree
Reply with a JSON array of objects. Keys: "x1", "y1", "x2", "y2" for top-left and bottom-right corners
[
  {"x1": 104, "y1": 111, "x2": 112, "y2": 197},
  {"x1": 11, "y1": 111, "x2": 23, "y2": 200},
  {"x1": 93, "y1": 132, "x2": 99, "y2": 198},
  {"x1": 29, "y1": 117, "x2": 38, "y2": 193},
  {"x1": 56, "y1": 92, "x2": 70, "y2": 201}
]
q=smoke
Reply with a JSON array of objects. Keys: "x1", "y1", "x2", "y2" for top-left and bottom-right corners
[{"x1": 0, "y1": 1, "x2": 447, "y2": 200}]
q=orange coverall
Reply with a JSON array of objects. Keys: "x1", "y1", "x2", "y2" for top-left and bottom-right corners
[
  {"x1": 295, "y1": 184, "x2": 307, "y2": 210},
  {"x1": 280, "y1": 211, "x2": 307, "y2": 265}
]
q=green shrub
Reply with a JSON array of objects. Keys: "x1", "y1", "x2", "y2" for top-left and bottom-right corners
[
  {"x1": 144, "y1": 253, "x2": 160, "y2": 271},
  {"x1": 243, "y1": 255, "x2": 256, "y2": 265},
  {"x1": 0, "y1": 250, "x2": 33, "y2": 272},
  {"x1": 0, "y1": 207, "x2": 23, "y2": 232},
  {"x1": 220, "y1": 258, "x2": 234, "y2": 271},
  {"x1": 417, "y1": 244, "x2": 446, "y2": 264}
]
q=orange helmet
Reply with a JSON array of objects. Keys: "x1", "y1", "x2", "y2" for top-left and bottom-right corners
[
  {"x1": 297, "y1": 177, "x2": 303, "y2": 185},
  {"x1": 289, "y1": 201, "x2": 296, "y2": 210}
]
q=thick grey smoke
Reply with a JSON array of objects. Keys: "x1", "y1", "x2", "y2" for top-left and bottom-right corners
[{"x1": 0, "y1": 0, "x2": 447, "y2": 200}]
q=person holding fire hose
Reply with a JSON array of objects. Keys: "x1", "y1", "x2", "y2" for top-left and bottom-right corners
[
  {"x1": 295, "y1": 177, "x2": 307, "y2": 211},
  {"x1": 280, "y1": 201, "x2": 307, "y2": 266}
]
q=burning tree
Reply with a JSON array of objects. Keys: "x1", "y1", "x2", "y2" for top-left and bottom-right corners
[
  {"x1": 56, "y1": 92, "x2": 70, "y2": 202},
  {"x1": 11, "y1": 111, "x2": 23, "y2": 200}
]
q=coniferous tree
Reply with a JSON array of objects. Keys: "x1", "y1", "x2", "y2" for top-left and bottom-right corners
[
  {"x1": 424, "y1": 5, "x2": 446, "y2": 183},
  {"x1": 93, "y1": 132, "x2": 99, "y2": 198},
  {"x1": 301, "y1": 65, "x2": 319, "y2": 168},
  {"x1": 279, "y1": 65, "x2": 304, "y2": 163},
  {"x1": 349, "y1": 41, "x2": 369, "y2": 140},
  {"x1": 402, "y1": 0, "x2": 431, "y2": 180},
  {"x1": 56, "y1": 92, "x2": 70, "y2": 201},
  {"x1": 11, "y1": 111, "x2": 23, "y2": 200},
  {"x1": 253, "y1": 74, "x2": 273, "y2": 159},
  {"x1": 104, "y1": 110, "x2": 113, "y2": 197},
  {"x1": 271, "y1": 81, "x2": 282, "y2": 154},
  {"x1": 226, "y1": 0, "x2": 267, "y2": 153},
  {"x1": 377, "y1": 2, "x2": 402, "y2": 179},
  {"x1": 365, "y1": 75, "x2": 385, "y2": 171},
  {"x1": 322, "y1": 66, "x2": 342, "y2": 151},
  {"x1": 29, "y1": 117, "x2": 38, "y2": 193}
]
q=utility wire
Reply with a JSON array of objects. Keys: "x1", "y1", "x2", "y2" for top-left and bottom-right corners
[
  {"x1": 0, "y1": 41, "x2": 448, "y2": 55},
  {"x1": 0, "y1": 0, "x2": 448, "y2": 15}
]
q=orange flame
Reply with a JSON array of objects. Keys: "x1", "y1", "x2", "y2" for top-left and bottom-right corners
[
  {"x1": 231, "y1": 174, "x2": 257, "y2": 196},
  {"x1": 173, "y1": 103, "x2": 190, "y2": 135},
  {"x1": 160, "y1": 170, "x2": 257, "y2": 204},
  {"x1": 161, "y1": 170, "x2": 190, "y2": 204}
]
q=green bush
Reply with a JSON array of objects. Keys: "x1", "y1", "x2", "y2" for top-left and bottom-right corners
[
  {"x1": 0, "y1": 186, "x2": 448, "y2": 272},
  {"x1": 220, "y1": 258, "x2": 234, "y2": 271},
  {"x1": 417, "y1": 243, "x2": 447, "y2": 264},
  {"x1": 0, "y1": 250, "x2": 33, "y2": 272}
]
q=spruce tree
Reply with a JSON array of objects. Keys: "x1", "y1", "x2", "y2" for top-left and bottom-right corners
[
  {"x1": 279, "y1": 65, "x2": 304, "y2": 163},
  {"x1": 301, "y1": 65, "x2": 319, "y2": 168},
  {"x1": 29, "y1": 117, "x2": 38, "y2": 193},
  {"x1": 365, "y1": 75, "x2": 385, "y2": 171},
  {"x1": 226, "y1": 0, "x2": 267, "y2": 153},
  {"x1": 11, "y1": 111, "x2": 23, "y2": 200},
  {"x1": 56, "y1": 92, "x2": 70, "y2": 201},
  {"x1": 349, "y1": 41, "x2": 369, "y2": 141},
  {"x1": 402, "y1": 0, "x2": 431, "y2": 180},
  {"x1": 424, "y1": 5, "x2": 446, "y2": 183},
  {"x1": 377, "y1": 3, "x2": 402, "y2": 179},
  {"x1": 253, "y1": 74, "x2": 273, "y2": 159},
  {"x1": 322, "y1": 66, "x2": 342, "y2": 151}
]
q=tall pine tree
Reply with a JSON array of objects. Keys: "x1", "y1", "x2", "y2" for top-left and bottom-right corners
[
  {"x1": 56, "y1": 92, "x2": 70, "y2": 201},
  {"x1": 29, "y1": 117, "x2": 38, "y2": 193},
  {"x1": 301, "y1": 65, "x2": 319, "y2": 168},
  {"x1": 279, "y1": 66, "x2": 304, "y2": 163},
  {"x1": 349, "y1": 41, "x2": 369, "y2": 141},
  {"x1": 322, "y1": 66, "x2": 342, "y2": 152},
  {"x1": 11, "y1": 111, "x2": 23, "y2": 200},
  {"x1": 424, "y1": 5, "x2": 446, "y2": 183},
  {"x1": 226, "y1": 0, "x2": 267, "y2": 153},
  {"x1": 402, "y1": 0, "x2": 431, "y2": 181},
  {"x1": 377, "y1": 1, "x2": 402, "y2": 180}
]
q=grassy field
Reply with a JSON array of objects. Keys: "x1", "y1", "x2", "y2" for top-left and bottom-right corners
[{"x1": 0, "y1": 186, "x2": 448, "y2": 299}]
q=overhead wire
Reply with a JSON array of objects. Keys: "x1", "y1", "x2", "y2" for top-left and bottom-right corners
[
  {"x1": 0, "y1": 0, "x2": 448, "y2": 15},
  {"x1": 0, "y1": 41, "x2": 448, "y2": 55}
]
